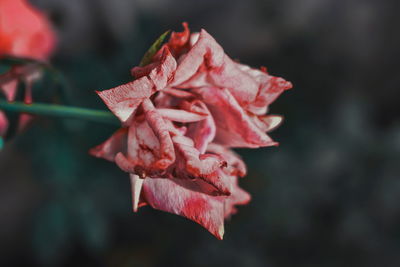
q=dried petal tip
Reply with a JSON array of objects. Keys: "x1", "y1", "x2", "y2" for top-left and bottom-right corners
[
  {"x1": 217, "y1": 225, "x2": 225, "y2": 240},
  {"x1": 130, "y1": 174, "x2": 144, "y2": 212}
]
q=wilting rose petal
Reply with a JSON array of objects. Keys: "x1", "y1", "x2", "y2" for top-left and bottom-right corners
[
  {"x1": 97, "y1": 77, "x2": 153, "y2": 123},
  {"x1": 246, "y1": 76, "x2": 293, "y2": 115},
  {"x1": 208, "y1": 56, "x2": 261, "y2": 105},
  {"x1": 162, "y1": 87, "x2": 195, "y2": 98},
  {"x1": 171, "y1": 133, "x2": 230, "y2": 195},
  {"x1": 223, "y1": 177, "x2": 251, "y2": 218},
  {"x1": 130, "y1": 174, "x2": 144, "y2": 212},
  {"x1": 114, "y1": 117, "x2": 174, "y2": 176},
  {"x1": 171, "y1": 29, "x2": 225, "y2": 87},
  {"x1": 90, "y1": 128, "x2": 128, "y2": 161},
  {"x1": 185, "y1": 100, "x2": 216, "y2": 154},
  {"x1": 167, "y1": 22, "x2": 190, "y2": 56},
  {"x1": 195, "y1": 87, "x2": 278, "y2": 148},
  {"x1": 131, "y1": 46, "x2": 177, "y2": 91},
  {"x1": 141, "y1": 177, "x2": 225, "y2": 239},
  {"x1": 137, "y1": 173, "x2": 250, "y2": 239},
  {"x1": 207, "y1": 143, "x2": 247, "y2": 177},
  {"x1": 251, "y1": 115, "x2": 283, "y2": 133},
  {"x1": 141, "y1": 99, "x2": 176, "y2": 169},
  {"x1": 157, "y1": 108, "x2": 207, "y2": 123}
]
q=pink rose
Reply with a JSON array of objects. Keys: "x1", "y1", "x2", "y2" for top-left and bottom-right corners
[
  {"x1": 91, "y1": 23, "x2": 291, "y2": 239},
  {"x1": 0, "y1": 0, "x2": 56, "y2": 138},
  {"x1": 0, "y1": 0, "x2": 55, "y2": 60}
]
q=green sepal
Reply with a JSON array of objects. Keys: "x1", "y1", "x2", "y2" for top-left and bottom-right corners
[{"x1": 139, "y1": 30, "x2": 170, "y2": 67}]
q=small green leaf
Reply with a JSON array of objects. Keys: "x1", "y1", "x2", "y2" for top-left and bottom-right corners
[
  {"x1": 139, "y1": 30, "x2": 170, "y2": 67},
  {"x1": 0, "y1": 136, "x2": 3, "y2": 150}
]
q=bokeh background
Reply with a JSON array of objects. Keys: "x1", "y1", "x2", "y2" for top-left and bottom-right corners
[{"x1": 1, "y1": 0, "x2": 400, "y2": 266}]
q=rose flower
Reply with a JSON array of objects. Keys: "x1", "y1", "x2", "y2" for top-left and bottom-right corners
[
  {"x1": 0, "y1": 0, "x2": 55, "y2": 138},
  {"x1": 91, "y1": 23, "x2": 292, "y2": 239}
]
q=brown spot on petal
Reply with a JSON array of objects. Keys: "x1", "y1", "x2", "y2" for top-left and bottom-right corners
[{"x1": 134, "y1": 166, "x2": 147, "y2": 178}]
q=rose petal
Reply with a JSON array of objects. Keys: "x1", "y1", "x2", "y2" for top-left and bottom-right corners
[
  {"x1": 97, "y1": 76, "x2": 153, "y2": 123},
  {"x1": 208, "y1": 56, "x2": 260, "y2": 105},
  {"x1": 141, "y1": 177, "x2": 226, "y2": 239},
  {"x1": 171, "y1": 134, "x2": 231, "y2": 195},
  {"x1": 139, "y1": 174, "x2": 251, "y2": 239},
  {"x1": 249, "y1": 77, "x2": 292, "y2": 115},
  {"x1": 114, "y1": 152, "x2": 137, "y2": 174},
  {"x1": 130, "y1": 174, "x2": 144, "y2": 212},
  {"x1": 223, "y1": 177, "x2": 251, "y2": 218},
  {"x1": 157, "y1": 108, "x2": 207, "y2": 123},
  {"x1": 172, "y1": 134, "x2": 222, "y2": 176},
  {"x1": 171, "y1": 29, "x2": 224, "y2": 87},
  {"x1": 195, "y1": 87, "x2": 278, "y2": 148},
  {"x1": 125, "y1": 120, "x2": 163, "y2": 172},
  {"x1": 162, "y1": 88, "x2": 195, "y2": 98},
  {"x1": 131, "y1": 46, "x2": 177, "y2": 91},
  {"x1": 115, "y1": 120, "x2": 172, "y2": 176},
  {"x1": 89, "y1": 128, "x2": 128, "y2": 161},
  {"x1": 251, "y1": 115, "x2": 283, "y2": 133},
  {"x1": 185, "y1": 101, "x2": 216, "y2": 154},
  {"x1": 142, "y1": 99, "x2": 175, "y2": 169},
  {"x1": 206, "y1": 143, "x2": 247, "y2": 177},
  {"x1": 167, "y1": 22, "x2": 190, "y2": 56}
]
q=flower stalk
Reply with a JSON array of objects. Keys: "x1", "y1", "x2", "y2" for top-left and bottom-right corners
[{"x1": 0, "y1": 100, "x2": 119, "y2": 125}]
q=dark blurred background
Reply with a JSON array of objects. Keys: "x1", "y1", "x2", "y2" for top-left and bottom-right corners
[{"x1": 1, "y1": 0, "x2": 400, "y2": 266}]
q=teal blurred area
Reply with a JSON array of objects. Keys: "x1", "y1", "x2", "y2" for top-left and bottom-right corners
[{"x1": 1, "y1": 0, "x2": 400, "y2": 266}]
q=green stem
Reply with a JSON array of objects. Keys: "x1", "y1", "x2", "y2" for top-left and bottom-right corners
[{"x1": 0, "y1": 100, "x2": 119, "y2": 126}]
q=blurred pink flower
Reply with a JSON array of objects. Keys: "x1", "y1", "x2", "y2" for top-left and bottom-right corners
[
  {"x1": 91, "y1": 23, "x2": 292, "y2": 239},
  {"x1": 0, "y1": 0, "x2": 56, "y2": 137},
  {"x1": 0, "y1": 0, "x2": 55, "y2": 60}
]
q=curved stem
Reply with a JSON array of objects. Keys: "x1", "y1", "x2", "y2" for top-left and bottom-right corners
[{"x1": 0, "y1": 100, "x2": 119, "y2": 126}]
